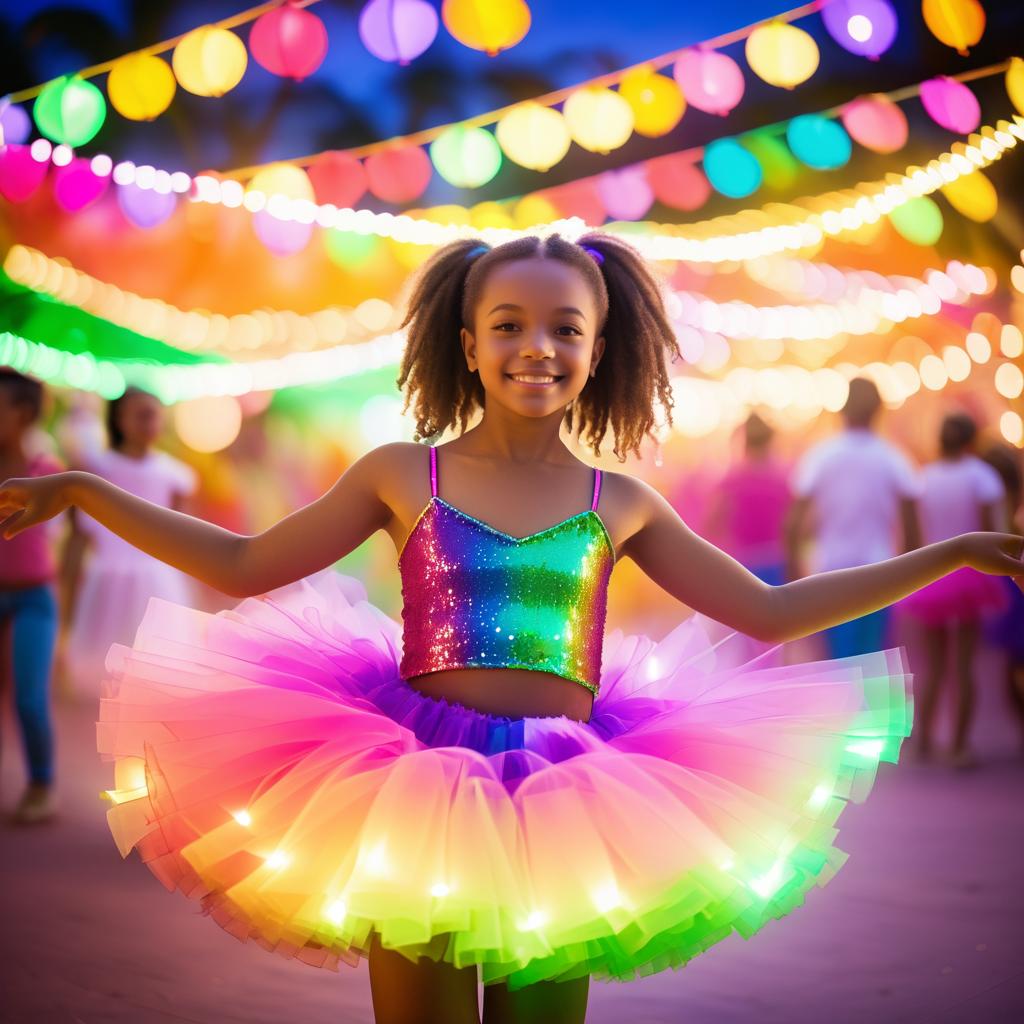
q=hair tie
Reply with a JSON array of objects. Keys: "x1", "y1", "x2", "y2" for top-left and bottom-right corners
[
  {"x1": 465, "y1": 244, "x2": 489, "y2": 261},
  {"x1": 580, "y1": 244, "x2": 605, "y2": 266}
]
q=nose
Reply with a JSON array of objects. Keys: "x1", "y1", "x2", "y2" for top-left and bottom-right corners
[{"x1": 518, "y1": 328, "x2": 555, "y2": 359}]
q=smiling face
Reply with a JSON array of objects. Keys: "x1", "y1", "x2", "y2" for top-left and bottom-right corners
[{"x1": 461, "y1": 258, "x2": 605, "y2": 420}]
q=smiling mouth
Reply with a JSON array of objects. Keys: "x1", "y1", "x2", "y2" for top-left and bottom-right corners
[{"x1": 505, "y1": 373, "x2": 565, "y2": 387}]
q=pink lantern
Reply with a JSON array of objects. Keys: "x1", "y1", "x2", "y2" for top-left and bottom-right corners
[
  {"x1": 53, "y1": 156, "x2": 109, "y2": 211},
  {"x1": 596, "y1": 165, "x2": 653, "y2": 221},
  {"x1": 920, "y1": 76, "x2": 981, "y2": 134},
  {"x1": 359, "y1": 0, "x2": 438, "y2": 63},
  {"x1": 0, "y1": 144, "x2": 49, "y2": 202},
  {"x1": 672, "y1": 48, "x2": 744, "y2": 117},
  {"x1": 308, "y1": 151, "x2": 367, "y2": 208},
  {"x1": 249, "y1": 2, "x2": 328, "y2": 80},
  {"x1": 253, "y1": 210, "x2": 314, "y2": 255},
  {"x1": 117, "y1": 182, "x2": 177, "y2": 228},
  {"x1": 365, "y1": 145, "x2": 432, "y2": 203},
  {"x1": 540, "y1": 179, "x2": 605, "y2": 225},
  {"x1": 840, "y1": 94, "x2": 908, "y2": 153},
  {"x1": 645, "y1": 152, "x2": 711, "y2": 211}
]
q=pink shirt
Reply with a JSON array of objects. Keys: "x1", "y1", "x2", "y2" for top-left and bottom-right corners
[
  {"x1": 714, "y1": 459, "x2": 792, "y2": 567},
  {"x1": 918, "y1": 456, "x2": 1004, "y2": 543},
  {"x1": 0, "y1": 453, "x2": 64, "y2": 587}
]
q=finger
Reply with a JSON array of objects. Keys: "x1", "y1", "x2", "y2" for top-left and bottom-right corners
[{"x1": 0, "y1": 510, "x2": 26, "y2": 540}]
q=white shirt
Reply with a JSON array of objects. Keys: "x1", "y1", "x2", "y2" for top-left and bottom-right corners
[
  {"x1": 794, "y1": 428, "x2": 919, "y2": 571},
  {"x1": 918, "y1": 455, "x2": 1004, "y2": 543}
]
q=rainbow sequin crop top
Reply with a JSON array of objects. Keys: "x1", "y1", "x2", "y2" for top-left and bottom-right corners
[{"x1": 398, "y1": 446, "x2": 614, "y2": 694}]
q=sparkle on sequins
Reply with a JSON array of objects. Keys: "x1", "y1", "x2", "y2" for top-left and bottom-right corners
[{"x1": 399, "y1": 498, "x2": 614, "y2": 694}]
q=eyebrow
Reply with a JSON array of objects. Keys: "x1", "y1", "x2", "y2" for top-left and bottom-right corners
[{"x1": 487, "y1": 303, "x2": 587, "y2": 318}]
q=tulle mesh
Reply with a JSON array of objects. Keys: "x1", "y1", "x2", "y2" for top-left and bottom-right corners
[{"x1": 97, "y1": 571, "x2": 912, "y2": 988}]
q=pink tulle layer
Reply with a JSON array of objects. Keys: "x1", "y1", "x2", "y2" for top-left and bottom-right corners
[
  {"x1": 899, "y1": 567, "x2": 1008, "y2": 626},
  {"x1": 97, "y1": 572, "x2": 912, "y2": 988}
]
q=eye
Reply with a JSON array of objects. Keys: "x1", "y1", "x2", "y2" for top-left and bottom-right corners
[
  {"x1": 492, "y1": 321, "x2": 520, "y2": 332},
  {"x1": 556, "y1": 325, "x2": 584, "y2": 336}
]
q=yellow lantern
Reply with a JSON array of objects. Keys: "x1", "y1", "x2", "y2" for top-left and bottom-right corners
[
  {"x1": 941, "y1": 169, "x2": 997, "y2": 222},
  {"x1": 745, "y1": 21, "x2": 819, "y2": 90},
  {"x1": 107, "y1": 53, "x2": 176, "y2": 121},
  {"x1": 248, "y1": 163, "x2": 314, "y2": 201},
  {"x1": 496, "y1": 102, "x2": 570, "y2": 171},
  {"x1": 442, "y1": 0, "x2": 531, "y2": 56},
  {"x1": 563, "y1": 87, "x2": 634, "y2": 154},
  {"x1": 173, "y1": 396, "x2": 242, "y2": 453},
  {"x1": 922, "y1": 0, "x2": 985, "y2": 56},
  {"x1": 470, "y1": 201, "x2": 515, "y2": 229},
  {"x1": 1007, "y1": 57, "x2": 1024, "y2": 116},
  {"x1": 172, "y1": 26, "x2": 248, "y2": 97},
  {"x1": 512, "y1": 194, "x2": 559, "y2": 229},
  {"x1": 618, "y1": 66, "x2": 685, "y2": 138}
]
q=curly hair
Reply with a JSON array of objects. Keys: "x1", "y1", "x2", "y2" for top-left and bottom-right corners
[{"x1": 396, "y1": 232, "x2": 680, "y2": 460}]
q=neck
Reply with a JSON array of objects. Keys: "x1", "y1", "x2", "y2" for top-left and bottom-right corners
[
  {"x1": 117, "y1": 441, "x2": 151, "y2": 459},
  {"x1": 463, "y1": 405, "x2": 572, "y2": 463},
  {"x1": 0, "y1": 437, "x2": 27, "y2": 463}
]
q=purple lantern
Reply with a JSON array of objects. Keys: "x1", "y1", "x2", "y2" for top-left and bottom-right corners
[
  {"x1": 920, "y1": 76, "x2": 981, "y2": 134},
  {"x1": 359, "y1": 0, "x2": 438, "y2": 64},
  {"x1": 0, "y1": 143, "x2": 49, "y2": 202},
  {"x1": 0, "y1": 102, "x2": 31, "y2": 145},
  {"x1": 821, "y1": 0, "x2": 898, "y2": 60},
  {"x1": 596, "y1": 165, "x2": 654, "y2": 222},
  {"x1": 53, "y1": 157, "x2": 109, "y2": 211},
  {"x1": 253, "y1": 209, "x2": 314, "y2": 255},
  {"x1": 118, "y1": 182, "x2": 178, "y2": 228}
]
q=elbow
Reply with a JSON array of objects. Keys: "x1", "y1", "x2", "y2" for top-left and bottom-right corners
[{"x1": 749, "y1": 586, "x2": 794, "y2": 645}]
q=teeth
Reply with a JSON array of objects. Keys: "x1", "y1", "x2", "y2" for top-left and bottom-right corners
[{"x1": 510, "y1": 374, "x2": 557, "y2": 383}]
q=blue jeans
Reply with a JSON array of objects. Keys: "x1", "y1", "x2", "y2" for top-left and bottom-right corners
[
  {"x1": 825, "y1": 607, "x2": 890, "y2": 660},
  {"x1": 0, "y1": 584, "x2": 58, "y2": 785}
]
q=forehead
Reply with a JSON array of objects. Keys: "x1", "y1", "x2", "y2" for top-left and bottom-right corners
[{"x1": 475, "y1": 258, "x2": 599, "y2": 320}]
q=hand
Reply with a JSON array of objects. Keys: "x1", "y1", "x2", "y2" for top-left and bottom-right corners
[
  {"x1": 958, "y1": 531, "x2": 1024, "y2": 589},
  {"x1": 0, "y1": 473, "x2": 73, "y2": 540}
]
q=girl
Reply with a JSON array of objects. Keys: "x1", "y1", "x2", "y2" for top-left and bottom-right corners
[
  {"x1": 902, "y1": 413, "x2": 1008, "y2": 766},
  {"x1": 1, "y1": 234, "x2": 1022, "y2": 1024},
  {"x1": 61, "y1": 388, "x2": 197, "y2": 701}
]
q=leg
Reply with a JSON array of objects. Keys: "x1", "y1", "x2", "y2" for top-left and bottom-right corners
[
  {"x1": 915, "y1": 624, "x2": 947, "y2": 758},
  {"x1": 482, "y1": 976, "x2": 590, "y2": 1024},
  {"x1": 951, "y1": 621, "x2": 979, "y2": 761},
  {"x1": 368, "y1": 933, "x2": 480, "y2": 1024}
]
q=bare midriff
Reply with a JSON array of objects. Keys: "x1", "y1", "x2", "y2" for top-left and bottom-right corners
[{"x1": 406, "y1": 666, "x2": 594, "y2": 723}]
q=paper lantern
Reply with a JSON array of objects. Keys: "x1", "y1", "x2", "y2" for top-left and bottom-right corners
[
  {"x1": 512, "y1": 194, "x2": 558, "y2": 229},
  {"x1": 672, "y1": 48, "x2": 744, "y2": 116},
  {"x1": 1007, "y1": 58, "x2": 1024, "y2": 116},
  {"x1": 359, "y1": 0, "x2": 438, "y2": 63},
  {"x1": 250, "y1": 3, "x2": 328, "y2": 80},
  {"x1": 0, "y1": 103, "x2": 31, "y2": 145},
  {"x1": 820, "y1": 0, "x2": 898, "y2": 59},
  {"x1": 618, "y1": 66, "x2": 685, "y2": 138},
  {"x1": 941, "y1": 169, "x2": 997, "y2": 222},
  {"x1": 0, "y1": 144, "x2": 49, "y2": 202},
  {"x1": 745, "y1": 21, "x2": 819, "y2": 90},
  {"x1": 53, "y1": 156, "x2": 109, "y2": 211},
  {"x1": 889, "y1": 196, "x2": 943, "y2": 246},
  {"x1": 920, "y1": 76, "x2": 980, "y2": 134},
  {"x1": 703, "y1": 138, "x2": 762, "y2": 198},
  {"x1": 173, "y1": 26, "x2": 248, "y2": 97},
  {"x1": 786, "y1": 115, "x2": 852, "y2": 170},
  {"x1": 117, "y1": 182, "x2": 178, "y2": 227},
  {"x1": 597, "y1": 165, "x2": 653, "y2": 221},
  {"x1": 253, "y1": 210, "x2": 314, "y2": 255},
  {"x1": 324, "y1": 228, "x2": 381, "y2": 269},
  {"x1": 742, "y1": 132, "x2": 799, "y2": 189},
  {"x1": 174, "y1": 396, "x2": 242, "y2": 453},
  {"x1": 469, "y1": 201, "x2": 516, "y2": 230},
  {"x1": 539, "y1": 179, "x2": 605, "y2": 224},
  {"x1": 841, "y1": 94, "x2": 908, "y2": 153},
  {"x1": 922, "y1": 0, "x2": 985, "y2": 55},
  {"x1": 107, "y1": 53, "x2": 176, "y2": 121},
  {"x1": 496, "y1": 102, "x2": 570, "y2": 171},
  {"x1": 442, "y1": 0, "x2": 530, "y2": 56},
  {"x1": 430, "y1": 125, "x2": 501, "y2": 188},
  {"x1": 645, "y1": 152, "x2": 711, "y2": 211},
  {"x1": 308, "y1": 152, "x2": 367, "y2": 207},
  {"x1": 33, "y1": 75, "x2": 106, "y2": 146},
  {"x1": 563, "y1": 87, "x2": 633, "y2": 153},
  {"x1": 365, "y1": 146, "x2": 432, "y2": 203}
]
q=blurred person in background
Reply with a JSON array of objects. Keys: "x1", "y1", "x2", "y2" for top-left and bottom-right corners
[
  {"x1": 60, "y1": 388, "x2": 197, "y2": 701},
  {"x1": 786, "y1": 378, "x2": 921, "y2": 657},
  {"x1": 0, "y1": 370, "x2": 64, "y2": 823}
]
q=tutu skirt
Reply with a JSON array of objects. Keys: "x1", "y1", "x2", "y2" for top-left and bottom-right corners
[
  {"x1": 899, "y1": 567, "x2": 1008, "y2": 627},
  {"x1": 986, "y1": 576, "x2": 1024, "y2": 660},
  {"x1": 97, "y1": 572, "x2": 911, "y2": 988}
]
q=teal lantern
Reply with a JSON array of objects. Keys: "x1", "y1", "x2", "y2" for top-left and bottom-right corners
[
  {"x1": 703, "y1": 138, "x2": 762, "y2": 199},
  {"x1": 430, "y1": 126, "x2": 502, "y2": 189},
  {"x1": 889, "y1": 196, "x2": 943, "y2": 246},
  {"x1": 786, "y1": 114, "x2": 852, "y2": 170},
  {"x1": 33, "y1": 75, "x2": 106, "y2": 147}
]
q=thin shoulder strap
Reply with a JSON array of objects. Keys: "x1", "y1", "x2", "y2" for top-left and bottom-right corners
[
  {"x1": 429, "y1": 445, "x2": 439, "y2": 498},
  {"x1": 590, "y1": 467, "x2": 602, "y2": 512}
]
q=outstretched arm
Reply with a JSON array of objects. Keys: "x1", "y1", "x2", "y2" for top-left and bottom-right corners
[
  {"x1": 624, "y1": 479, "x2": 1023, "y2": 644},
  {"x1": 1, "y1": 447, "x2": 394, "y2": 598}
]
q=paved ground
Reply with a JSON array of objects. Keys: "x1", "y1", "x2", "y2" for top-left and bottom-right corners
[{"x1": 2, "y1": 640, "x2": 1023, "y2": 1024}]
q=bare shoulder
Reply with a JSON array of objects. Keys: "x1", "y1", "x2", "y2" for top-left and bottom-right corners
[{"x1": 593, "y1": 467, "x2": 669, "y2": 553}]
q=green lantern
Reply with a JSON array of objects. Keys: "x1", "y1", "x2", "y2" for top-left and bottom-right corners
[
  {"x1": 889, "y1": 196, "x2": 943, "y2": 247},
  {"x1": 430, "y1": 126, "x2": 502, "y2": 189},
  {"x1": 34, "y1": 75, "x2": 106, "y2": 147}
]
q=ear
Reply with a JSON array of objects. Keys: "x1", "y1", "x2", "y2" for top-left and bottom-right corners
[
  {"x1": 460, "y1": 327, "x2": 478, "y2": 372},
  {"x1": 589, "y1": 335, "x2": 606, "y2": 377}
]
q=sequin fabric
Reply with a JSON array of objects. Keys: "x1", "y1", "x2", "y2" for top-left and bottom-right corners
[{"x1": 399, "y1": 456, "x2": 614, "y2": 694}]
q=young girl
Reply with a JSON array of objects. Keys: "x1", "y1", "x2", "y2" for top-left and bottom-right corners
[
  {"x1": 61, "y1": 389, "x2": 197, "y2": 701},
  {"x1": 2, "y1": 234, "x2": 1021, "y2": 1024},
  {"x1": 902, "y1": 413, "x2": 1008, "y2": 766}
]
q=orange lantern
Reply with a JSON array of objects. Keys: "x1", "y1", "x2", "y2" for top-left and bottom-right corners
[{"x1": 922, "y1": 0, "x2": 985, "y2": 56}]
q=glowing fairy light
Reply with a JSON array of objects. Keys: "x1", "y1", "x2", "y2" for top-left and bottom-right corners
[
  {"x1": 232, "y1": 809, "x2": 253, "y2": 827},
  {"x1": 1001, "y1": 324, "x2": 1024, "y2": 358},
  {"x1": 1000, "y1": 411, "x2": 1023, "y2": 447},
  {"x1": 965, "y1": 331, "x2": 992, "y2": 362}
]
